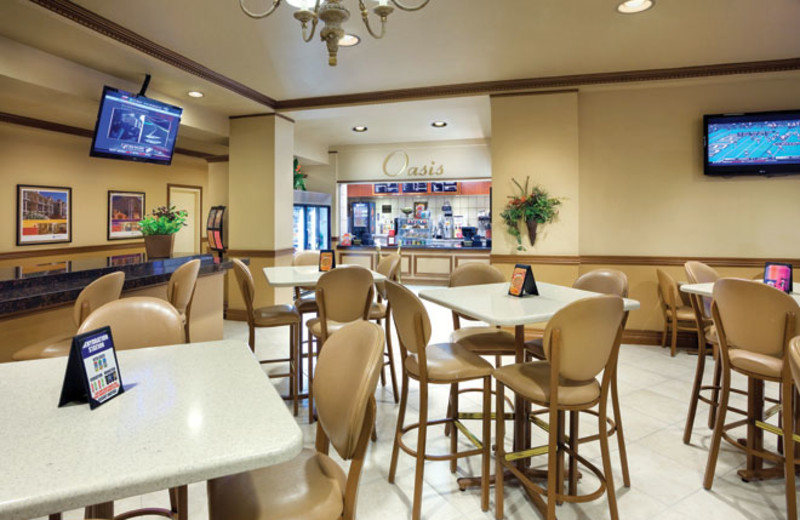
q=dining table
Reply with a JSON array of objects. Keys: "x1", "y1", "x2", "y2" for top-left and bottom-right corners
[
  {"x1": 0, "y1": 340, "x2": 303, "y2": 520},
  {"x1": 262, "y1": 263, "x2": 387, "y2": 287}
]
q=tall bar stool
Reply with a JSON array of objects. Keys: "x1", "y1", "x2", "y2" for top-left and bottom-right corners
[
  {"x1": 494, "y1": 295, "x2": 625, "y2": 520},
  {"x1": 385, "y1": 280, "x2": 492, "y2": 520},
  {"x1": 703, "y1": 279, "x2": 798, "y2": 520},
  {"x1": 293, "y1": 250, "x2": 319, "y2": 393},
  {"x1": 785, "y1": 336, "x2": 800, "y2": 520},
  {"x1": 166, "y1": 259, "x2": 201, "y2": 342},
  {"x1": 656, "y1": 268, "x2": 700, "y2": 356},
  {"x1": 369, "y1": 253, "x2": 402, "y2": 403},
  {"x1": 231, "y1": 258, "x2": 301, "y2": 416},
  {"x1": 307, "y1": 266, "x2": 375, "y2": 422},
  {"x1": 13, "y1": 271, "x2": 125, "y2": 361}
]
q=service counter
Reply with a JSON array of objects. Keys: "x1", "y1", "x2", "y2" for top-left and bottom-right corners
[
  {"x1": 0, "y1": 253, "x2": 232, "y2": 363},
  {"x1": 337, "y1": 245, "x2": 491, "y2": 285}
]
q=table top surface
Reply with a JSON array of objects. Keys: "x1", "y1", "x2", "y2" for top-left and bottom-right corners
[
  {"x1": 263, "y1": 264, "x2": 386, "y2": 287},
  {"x1": 681, "y1": 281, "x2": 800, "y2": 303},
  {"x1": 419, "y1": 282, "x2": 640, "y2": 327},
  {"x1": 0, "y1": 340, "x2": 303, "y2": 520}
]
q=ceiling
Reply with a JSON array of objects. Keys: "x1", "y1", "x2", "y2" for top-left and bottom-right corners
[{"x1": 1, "y1": 0, "x2": 799, "y2": 155}]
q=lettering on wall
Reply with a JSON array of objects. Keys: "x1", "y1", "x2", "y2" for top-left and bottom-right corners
[{"x1": 382, "y1": 151, "x2": 445, "y2": 178}]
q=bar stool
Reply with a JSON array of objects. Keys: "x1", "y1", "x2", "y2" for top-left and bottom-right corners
[
  {"x1": 656, "y1": 268, "x2": 700, "y2": 356},
  {"x1": 704, "y1": 279, "x2": 798, "y2": 520},
  {"x1": 785, "y1": 336, "x2": 800, "y2": 520},
  {"x1": 369, "y1": 253, "x2": 402, "y2": 403},
  {"x1": 386, "y1": 280, "x2": 492, "y2": 520},
  {"x1": 231, "y1": 258, "x2": 301, "y2": 416},
  {"x1": 306, "y1": 266, "x2": 374, "y2": 422},
  {"x1": 13, "y1": 271, "x2": 125, "y2": 361},
  {"x1": 292, "y1": 251, "x2": 319, "y2": 393},
  {"x1": 166, "y1": 259, "x2": 201, "y2": 342},
  {"x1": 494, "y1": 295, "x2": 625, "y2": 520}
]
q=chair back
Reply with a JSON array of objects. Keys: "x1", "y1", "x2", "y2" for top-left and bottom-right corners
[
  {"x1": 375, "y1": 253, "x2": 401, "y2": 299},
  {"x1": 789, "y1": 337, "x2": 800, "y2": 396},
  {"x1": 78, "y1": 297, "x2": 185, "y2": 350},
  {"x1": 316, "y1": 266, "x2": 374, "y2": 323},
  {"x1": 314, "y1": 321, "x2": 384, "y2": 460},
  {"x1": 685, "y1": 261, "x2": 719, "y2": 319},
  {"x1": 573, "y1": 269, "x2": 628, "y2": 298},
  {"x1": 73, "y1": 271, "x2": 125, "y2": 326},
  {"x1": 449, "y1": 263, "x2": 505, "y2": 326},
  {"x1": 231, "y1": 259, "x2": 256, "y2": 323},
  {"x1": 293, "y1": 250, "x2": 320, "y2": 266},
  {"x1": 544, "y1": 295, "x2": 624, "y2": 382},
  {"x1": 712, "y1": 278, "x2": 799, "y2": 358},
  {"x1": 385, "y1": 280, "x2": 431, "y2": 355},
  {"x1": 656, "y1": 268, "x2": 680, "y2": 310},
  {"x1": 167, "y1": 259, "x2": 201, "y2": 316}
]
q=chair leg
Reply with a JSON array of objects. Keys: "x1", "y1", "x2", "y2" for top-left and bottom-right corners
[
  {"x1": 308, "y1": 331, "x2": 315, "y2": 423},
  {"x1": 661, "y1": 322, "x2": 668, "y2": 348},
  {"x1": 783, "y1": 381, "x2": 797, "y2": 520},
  {"x1": 708, "y1": 350, "x2": 722, "y2": 430},
  {"x1": 377, "y1": 318, "x2": 387, "y2": 388},
  {"x1": 385, "y1": 314, "x2": 399, "y2": 404},
  {"x1": 495, "y1": 381, "x2": 506, "y2": 520},
  {"x1": 298, "y1": 313, "x2": 305, "y2": 393},
  {"x1": 444, "y1": 383, "x2": 456, "y2": 437},
  {"x1": 670, "y1": 317, "x2": 678, "y2": 357},
  {"x1": 48, "y1": 515, "x2": 61, "y2": 520},
  {"x1": 291, "y1": 324, "x2": 299, "y2": 417},
  {"x1": 611, "y1": 368, "x2": 631, "y2": 487},
  {"x1": 389, "y1": 372, "x2": 409, "y2": 484},
  {"x1": 169, "y1": 485, "x2": 188, "y2": 520},
  {"x1": 480, "y1": 376, "x2": 490, "y2": 511},
  {"x1": 568, "y1": 410, "x2": 579, "y2": 496},
  {"x1": 684, "y1": 339, "x2": 708, "y2": 444},
  {"x1": 449, "y1": 383, "x2": 458, "y2": 473},
  {"x1": 412, "y1": 381, "x2": 429, "y2": 520},
  {"x1": 556, "y1": 411, "x2": 566, "y2": 505},
  {"x1": 703, "y1": 354, "x2": 731, "y2": 489},
  {"x1": 546, "y1": 404, "x2": 559, "y2": 519},
  {"x1": 599, "y1": 397, "x2": 619, "y2": 520}
]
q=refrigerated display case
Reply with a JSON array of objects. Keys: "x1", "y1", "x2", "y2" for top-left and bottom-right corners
[
  {"x1": 395, "y1": 217, "x2": 431, "y2": 246},
  {"x1": 293, "y1": 190, "x2": 331, "y2": 251}
]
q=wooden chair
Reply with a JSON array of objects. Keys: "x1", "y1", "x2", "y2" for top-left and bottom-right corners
[
  {"x1": 166, "y1": 259, "x2": 201, "y2": 342},
  {"x1": 307, "y1": 266, "x2": 375, "y2": 422},
  {"x1": 785, "y1": 336, "x2": 800, "y2": 520},
  {"x1": 207, "y1": 321, "x2": 385, "y2": 520},
  {"x1": 385, "y1": 280, "x2": 492, "y2": 520},
  {"x1": 292, "y1": 250, "x2": 320, "y2": 391},
  {"x1": 656, "y1": 268, "x2": 699, "y2": 356},
  {"x1": 494, "y1": 294, "x2": 625, "y2": 520},
  {"x1": 231, "y1": 258, "x2": 301, "y2": 416},
  {"x1": 369, "y1": 253, "x2": 402, "y2": 403},
  {"x1": 703, "y1": 279, "x2": 798, "y2": 520},
  {"x1": 13, "y1": 271, "x2": 125, "y2": 361}
]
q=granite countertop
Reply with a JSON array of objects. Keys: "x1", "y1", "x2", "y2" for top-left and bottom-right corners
[{"x1": 0, "y1": 253, "x2": 234, "y2": 318}]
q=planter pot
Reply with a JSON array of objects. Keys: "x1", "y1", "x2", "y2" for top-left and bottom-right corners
[
  {"x1": 144, "y1": 234, "x2": 174, "y2": 259},
  {"x1": 525, "y1": 219, "x2": 538, "y2": 245}
]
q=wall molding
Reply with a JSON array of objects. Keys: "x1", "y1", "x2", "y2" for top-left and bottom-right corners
[
  {"x1": 226, "y1": 248, "x2": 295, "y2": 258},
  {"x1": 491, "y1": 254, "x2": 799, "y2": 269},
  {"x1": 0, "y1": 241, "x2": 144, "y2": 261},
  {"x1": 206, "y1": 155, "x2": 230, "y2": 163}
]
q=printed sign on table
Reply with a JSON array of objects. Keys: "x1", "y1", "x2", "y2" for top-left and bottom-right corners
[
  {"x1": 319, "y1": 249, "x2": 336, "y2": 272},
  {"x1": 59, "y1": 326, "x2": 124, "y2": 410},
  {"x1": 509, "y1": 264, "x2": 539, "y2": 297},
  {"x1": 764, "y1": 262, "x2": 794, "y2": 294}
]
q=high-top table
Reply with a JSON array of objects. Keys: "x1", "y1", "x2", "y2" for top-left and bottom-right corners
[
  {"x1": 262, "y1": 264, "x2": 386, "y2": 287},
  {"x1": 0, "y1": 340, "x2": 303, "y2": 520},
  {"x1": 681, "y1": 281, "x2": 800, "y2": 304}
]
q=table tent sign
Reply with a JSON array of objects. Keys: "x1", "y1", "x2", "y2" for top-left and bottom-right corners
[
  {"x1": 59, "y1": 326, "x2": 124, "y2": 409},
  {"x1": 319, "y1": 250, "x2": 335, "y2": 272},
  {"x1": 764, "y1": 262, "x2": 793, "y2": 294},
  {"x1": 509, "y1": 264, "x2": 539, "y2": 297}
]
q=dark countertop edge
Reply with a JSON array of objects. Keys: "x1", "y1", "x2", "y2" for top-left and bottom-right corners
[{"x1": 337, "y1": 245, "x2": 491, "y2": 252}]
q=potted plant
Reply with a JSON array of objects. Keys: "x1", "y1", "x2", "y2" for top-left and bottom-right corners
[
  {"x1": 499, "y1": 177, "x2": 562, "y2": 251},
  {"x1": 138, "y1": 205, "x2": 188, "y2": 259}
]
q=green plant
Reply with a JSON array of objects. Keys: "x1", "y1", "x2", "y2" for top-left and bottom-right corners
[
  {"x1": 499, "y1": 177, "x2": 561, "y2": 251},
  {"x1": 138, "y1": 205, "x2": 188, "y2": 236},
  {"x1": 293, "y1": 158, "x2": 307, "y2": 191}
]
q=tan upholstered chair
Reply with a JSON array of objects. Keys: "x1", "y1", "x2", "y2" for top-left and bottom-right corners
[
  {"x1": 656, "y1": 268, "x2": 699, "y2": 356},
  {"x1": 385, "y1": 280, "x2": 492, "y2": 520},
  {"x1": 307, "y1": 265, "x2": 374, "y2": 422},
  {"x1": 494, "y1": 295, "x2": 625, "y2": 520},
  {"x1": 683, "y1": 261, "x2": 727, "y2": 444},
  {"x1": 166, "y1": 259, "x2": 201, "y2": 342},
  {"x1": 13, "y1": 271, "x2": 125, "y2": 361},
  {"x1": 703, "y1": 279, "x2": 798, "y2": 520},
  {"x1": 207, "y1": 321, "x2": 385, "y2": 520},
  {"x1": 369, "y1": 253, "x2": 402, "y2": 403},
  {"x1": 231, "y1": 258, "x2": 301, "y2": 415}
]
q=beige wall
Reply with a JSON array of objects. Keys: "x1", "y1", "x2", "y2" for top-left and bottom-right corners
[{"x1": 0, "y1": 122, "x2": 209, "y2": 254}]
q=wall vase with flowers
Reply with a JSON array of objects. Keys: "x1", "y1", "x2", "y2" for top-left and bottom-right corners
[
  {"x1": 138, "y1": 205, "x2": 188, "y2": 259},
  {"x1": 499, "y1": 177, "x2": 562, "y2": 251}
]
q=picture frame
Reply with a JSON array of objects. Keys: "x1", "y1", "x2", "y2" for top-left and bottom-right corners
[
  {"x1": 108, "y1": 190, "x2": 146, "y2": 240},
  {"x1": 17, "y1": 184, "x2": 72, "y2": 246}
]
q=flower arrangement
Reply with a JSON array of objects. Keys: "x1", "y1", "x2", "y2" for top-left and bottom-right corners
[
  {"x1": 499, "y1": 177, "x2": 561, "y2": 251},
  {"x1": 138, "y1": 205, "x2": 188, "y2": 236}
]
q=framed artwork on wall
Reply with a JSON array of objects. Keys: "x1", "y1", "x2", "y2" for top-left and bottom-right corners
[
  {"x1": 108, "y1": 191, "x2": 146, "y2": 240},
  {"x1": 17, "y1": 184, "x2": 72, "y2": 246}
]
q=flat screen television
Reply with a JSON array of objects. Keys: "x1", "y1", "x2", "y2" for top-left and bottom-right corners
[
  {"x1": 703, "y1": 110, "x2": 800, "y2": 177},
  {"x1": 90, "y1": 86, "x2": 183, "y2": 166}
]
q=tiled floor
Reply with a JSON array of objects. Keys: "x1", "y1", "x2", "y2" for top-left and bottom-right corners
[{"x1": 43, "y1": 287, "x2": 794, "y2": 519}]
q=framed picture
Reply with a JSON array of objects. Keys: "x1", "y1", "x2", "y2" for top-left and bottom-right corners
[
  {"x1": 17, "y1": 185, "x2": 72, "y2": 246},
  {"x1": 108, "y1": 191, "x2": 146, "y2": 240}
]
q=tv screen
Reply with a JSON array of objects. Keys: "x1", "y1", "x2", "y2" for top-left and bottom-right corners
[
  {"x1": 90, "y1": 86, "x2": 183, "y2": 166},
  {"x1": 704, "y1": 110, "x2": 800, "y2": 177}
]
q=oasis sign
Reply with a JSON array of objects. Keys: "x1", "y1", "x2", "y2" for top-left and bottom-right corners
[{"x1": 382, "y1": 151, "x2": 445, "y2": 178}]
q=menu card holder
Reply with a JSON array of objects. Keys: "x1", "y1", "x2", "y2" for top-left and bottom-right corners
[
  {"x1": 764, "y1": 262, "x2": 793, "y2": 294},
  {"x1": 319, "y1": 249, "x2": 336, "y2": 272},
  {"x1": 58, "y1": 326, "x2": 124, "y2": 410},
  {"x1": 508, "y1": 264, "x2": 539, "y2": 297}
]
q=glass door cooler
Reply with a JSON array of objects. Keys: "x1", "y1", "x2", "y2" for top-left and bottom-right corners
[{"x1": 293, "y1": 190, "x2": 332, "y2": 251}]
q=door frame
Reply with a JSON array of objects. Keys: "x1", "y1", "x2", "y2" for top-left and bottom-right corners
[{"x1": 167, "y1": 184, "x2": 203, "y2": 253}]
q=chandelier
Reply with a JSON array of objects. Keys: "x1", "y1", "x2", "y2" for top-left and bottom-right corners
[{"x1": 239, "y1": 0, "x2": 431, "y2": 66}]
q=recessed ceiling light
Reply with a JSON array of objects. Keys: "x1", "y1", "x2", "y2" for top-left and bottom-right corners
[
  {"x1": 431, "y1": 121, "x2": 448, "y2": 128},
  {"x1": 352, "y1": 125, "x2": 368, "y2": 132},
  {"x1": 617, "y1": 0, "x2": 654, "y2": 14},
  {"x1": 339, "y1": 34, "x2": 361, "y2": 47},
  {"x1": 187, "y1": 91, "x2": 204, "y2": 98}
]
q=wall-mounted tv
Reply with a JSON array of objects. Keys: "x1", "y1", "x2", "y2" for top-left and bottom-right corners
[
  {"x1": 704, "y1": 110, "x2": 800, "y2": 177},
  {"x1": 90, "y1": 86, "x2": 183, "y2": 166}
]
